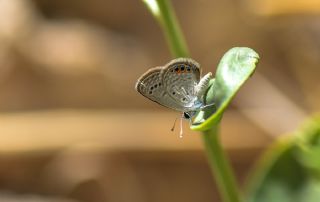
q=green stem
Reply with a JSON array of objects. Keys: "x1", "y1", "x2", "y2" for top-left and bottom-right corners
[
  {"x1": 203, "y1": 125, "x2": 241, "y2": 202},
  {"x1": 143, "y1": 1, "x2": 241, "y2": 202},
  {"x1": 142, "y1": 0, "x2": 189, "y2": 57}
]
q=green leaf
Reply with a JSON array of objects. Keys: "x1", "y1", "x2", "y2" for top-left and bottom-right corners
[
  {"x1": 191, "y1": 47, "x2": 259, "y2": 131},
  {"x1": 245, "y1": 116, "x2": 320, "y2": 202}
]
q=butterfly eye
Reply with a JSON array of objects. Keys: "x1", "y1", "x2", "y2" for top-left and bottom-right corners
[
  {"x1": 181, "y1": 66, "x2": 185, "y2": 71},
  {"x1": 183, "y1": 112, "x2": 190, "y2": 119}
]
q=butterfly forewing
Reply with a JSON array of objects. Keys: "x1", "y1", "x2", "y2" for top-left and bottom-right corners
[
  {"x1": 135, "y1": 67, "x2": 184, "y2": 110},
  {"x1": 135, "y1": 58, "x2": 201, "y2": 112}
]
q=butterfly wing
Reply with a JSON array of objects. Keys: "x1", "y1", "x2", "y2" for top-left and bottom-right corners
[
  {"x1": 135, "y1": 58, "x2": 201, "y2": 112},
  {"x1": 135, "y1": 66, "x2": 186, "y2": 111},
  {"x1": 162, "y1": 58, "x2": 201, "y2": 110}
]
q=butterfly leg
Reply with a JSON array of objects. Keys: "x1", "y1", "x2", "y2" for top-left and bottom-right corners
[
  {"x1": 188, "y1": 117, "x2": 193, "y2": 126},
  {"x1": 200, "y1": 102, "x2": 215, "y2": 110}
]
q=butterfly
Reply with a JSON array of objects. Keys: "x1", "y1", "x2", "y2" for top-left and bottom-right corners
[{"x1": 135, "y1": 58, "x2": 213, "y2": 137}]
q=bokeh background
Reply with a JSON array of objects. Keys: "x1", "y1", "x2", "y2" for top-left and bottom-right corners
[{"x1": 0, "y1": 0, "x2": 319, "y2": 201}]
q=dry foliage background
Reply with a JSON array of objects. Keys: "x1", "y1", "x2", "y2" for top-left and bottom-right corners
[{"x1": 0, "y1": 0, "x2": 319, "y2": 201}]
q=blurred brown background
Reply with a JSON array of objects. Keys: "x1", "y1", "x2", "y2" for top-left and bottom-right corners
[{"x1": 0, "y1": 0, "x2": 319, "y2": 201}]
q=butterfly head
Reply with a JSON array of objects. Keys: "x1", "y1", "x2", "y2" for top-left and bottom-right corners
[{"x1": 183, "y1": 111, "x2": 197, "y2": 119}]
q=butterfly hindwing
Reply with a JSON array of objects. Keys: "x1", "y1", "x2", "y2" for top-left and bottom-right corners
[{"x1": 162, "y1": 58, "x2": 201, "y2": 108}]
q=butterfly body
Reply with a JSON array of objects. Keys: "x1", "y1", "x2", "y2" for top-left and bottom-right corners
[{"x1": 135, "y1": 58, "x2": 212, "y2": 119}]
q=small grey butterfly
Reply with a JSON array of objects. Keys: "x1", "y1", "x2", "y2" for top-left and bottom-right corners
[{"x1": 135, "y1": 58, "x2": 213, "y2": 136}]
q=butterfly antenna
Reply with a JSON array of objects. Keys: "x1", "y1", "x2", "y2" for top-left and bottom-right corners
[
  {"x1": 171, "y1": 117, "x2": 178, "y2": 132},
  {"x1": 179, "y1": 116, "x2": 184, "y2": 138}
]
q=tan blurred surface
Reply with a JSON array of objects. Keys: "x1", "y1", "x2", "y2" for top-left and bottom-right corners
[
  {"x1": 246, "y1": 0, "x2": 320, "y2": 16},
  {"x1": 0, "y1": 110, "x2": 270, "y2": 153},
  {"x1": 0, "y1": 0, "x2": 318, "y2": 201}
]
